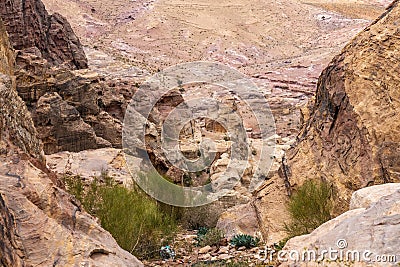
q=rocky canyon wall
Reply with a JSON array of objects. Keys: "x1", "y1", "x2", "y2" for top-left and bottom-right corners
[
  {"x1": 0, "y1": 0, "x2": 87, "y2": 69},
  {"x1": 283, "y1": 0, "x2": 400, "y2": 214},
  {"x1": 0, "y1": 4, "x2": 142, "y2": 266},
  {"x1": 0, "y1": 0, "x2": 129, "y2": 154}
]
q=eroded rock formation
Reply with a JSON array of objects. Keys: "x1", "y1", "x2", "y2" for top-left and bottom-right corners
[
  {"x1": 249, "y1": 1, "x2": 400, "y2": 244},
  {"x1": 0, "y1": 0, "x2": 130, "y2": 154},
  {"x1": 0, "y1": 0, "x2": 87, "y2": 69}
]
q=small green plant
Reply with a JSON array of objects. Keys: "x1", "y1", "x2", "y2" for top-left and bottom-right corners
[
  {"x1": 284, "y1": 180, "x2": 333, "y2": 238},
  {"x1": 196, "y1": 228, "x2": 225, "y2": 247},
  {"x1": 230, "y1": 234, "x2": 259, "y2": 248},
  {"x1": 197, "y1": 227, "x2": 209, "y2": 236},
  {"x1": 183, "y1": 173, "x2": 193, "y2": 186},
  {"x1": 195, "y1": 227, "x2": 209, "y2": 245},
  {"x1": 178, "y1": 79, "x2": 185, "y2": 93},
  {"x1": 273, "y1": 239, "x2": 288, "y2": 251}
]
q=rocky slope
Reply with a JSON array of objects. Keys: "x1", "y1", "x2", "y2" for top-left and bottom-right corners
[
  {"x1": 0, "y1": 10, "x2": 142, "y2": 267},
  {"x1": 282, "y1": 0, "x2": 400, "y2": 215},
  {"x1": 214, "y1": 0, "x2": 400, "y2": 246},
  {"x1": 249, "y1": 0, "x2": 400, "y2": 245},
  {"x1": 36, "y1": 0, "x2": 400, "y2": 248}
]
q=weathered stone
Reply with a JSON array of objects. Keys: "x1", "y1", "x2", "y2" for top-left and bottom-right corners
[
  {"x1": 218, "y1": 246, "x2": 229, "y2": 254},
  {"x1": 216, "y1": 203, "x2": 261, "y2": 240},
  {"x1": 350, "y1": 183, "x2": 400, "y2": 210},
  {"x1": 217, "y1": 253, "x2": 232, "y2": 260},
  {"x1": 198, "y1": 253, "x2": 211, "y2": 260},
  {"x1": 0, "y1": 0, "x2": 87, "y2": 70},
  {"x1": 0, "y1": 0, "x2": 131, "y2": 154},
  {"x1": 33, "y1": 92, "x2": 111, "y2": 154},
  {"x1": 0, "y1": 19, "x2": 43, "y2": 162},
  {"x1": 199, "y1": 245, "x2": 212, "y2": 254},
  {"x1": 46, "y1": 148, "x2": 137, "y2": 185}
]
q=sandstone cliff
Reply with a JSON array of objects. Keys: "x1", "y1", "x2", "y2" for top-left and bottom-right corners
[
  {"x1": 0, "y1": 0, "x2": 130, "y2": 154},
  {"x1": 0, "y1": 0, "x2": 87, "y2": 69},
  {"x1": 0, "y1": 16, "x2": 142, "y2": 267},
  {"x1": 283, "y1": 0, "x2": 400, "y2": 214}
]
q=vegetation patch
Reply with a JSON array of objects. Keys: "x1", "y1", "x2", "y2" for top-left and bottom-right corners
[
  {"x1": 284, "y1": 179, "x2": 333, "y2": 238},
  {"x1": 229, "y1": 234, "x2": 260, "y2": 249},
  {"x1": 63, "y1": 173, "x2": 177, "y2": 259},
  {"x1": 195, "y1": 227, "x2": 225, "y2": 247}
]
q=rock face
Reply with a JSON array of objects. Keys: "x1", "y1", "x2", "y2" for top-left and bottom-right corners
[
  {"x1": 249, "y1": 1, "x2": 400, "y2": 245},
  {"x1": 282, "y1": 0, "x2": 400, "y2": 214},
  {"x1": 0, "y1": 0, "x2": 87, "y2": 69},
  {"x1": 0, "y1": 20, "x2": 43, "y2": 162},
  {"x1": 281, "y1": 184, "x2": 400, "y2": 266},
  {"x1": 0, "y1": 0, "x2": 131, "y2": 154},
  {"x1": 46, "y1": 148, "x2": 134, "y2": 185},
  {"x1": 0, "y1": 17, "x2": 142, "y2": 267},
  {"x1": 34, "y1": 92, "x2": 111, "y2": 153}
]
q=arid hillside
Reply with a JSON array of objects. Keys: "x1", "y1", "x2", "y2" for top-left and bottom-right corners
[{"x1": 41, "y1": 0, "x2": 389, "y2": 139}]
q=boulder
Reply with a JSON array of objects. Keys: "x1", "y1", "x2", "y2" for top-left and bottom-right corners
[
  {"x1": 350, "y1": 183, "x2": 400, "y2": 209},
  {"x1": 216, "y1": 203, "x2": 261, "y2": 240}
]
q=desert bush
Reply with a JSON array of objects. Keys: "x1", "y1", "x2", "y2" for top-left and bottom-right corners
[
  {"x1": 180, "y1": 204, "x2": 222, "y2": 230},
  {"x1": 284, "y1": 180, "x2": 333, "y2": 238},
  {"x1": 195, "y1": 227, "x2": 225, "y2": 247},
  {"x1": 63, "y1": 174, "x2": 177, "y2": 259},
  {"x1": 197, "y1": 226, "x2": 209, "y2": 237},
  {"x1": 229, "y1": 234, "x2": 259, "y2": 248}
]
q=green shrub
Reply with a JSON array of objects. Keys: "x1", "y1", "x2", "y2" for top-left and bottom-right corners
[
  {"x1": 229, "y1": 234, "x2": 259, "y2": 248},
  {"x1": 196, "y1": 228, "x2": 225, "y2": 247},
  {"x1": 284, "y1": 180, "x2": 333, "y2": 238},
  {"x1": 273, "y1": 238, "x2": 288, "y2": 251},
  {"x1": 63, "y1": 174, "x2": 177, "y2": 259},
  {"x1": 197, "y1": 227, "x2": 209, "y2": 237}
]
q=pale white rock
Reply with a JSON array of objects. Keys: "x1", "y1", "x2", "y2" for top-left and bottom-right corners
[
  {"x1": 350, "y1": 183, "x2": 400, "y2": 210},
  {"x1": 218, "y1": 246, "x2": 229, "y2": 254},
  {"x1": 218, "y1": 254, "x2": 233, "y2": 260},
  {"x1": 199, "y1": 245, "x2": 212, "y2": 254}
]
